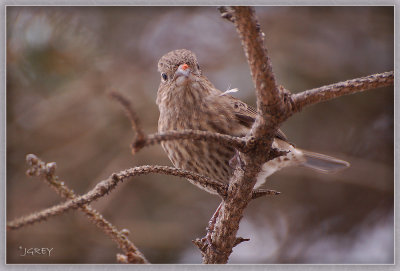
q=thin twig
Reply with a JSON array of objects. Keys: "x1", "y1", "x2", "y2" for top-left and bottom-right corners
[
  {"x1": 110, "y1": 90, "x2": 249, "y2": 155},
  {"x1": 233, "y1": 237, "x2": 250, "y2": 247},
  {"x1": 13, "y1": 154, "x2": 148, "y2": 263},
  {"x1": 251, "y1": 189, "x2": 281, "y2": 199},
  {"x1": 109, "y1": 90, "x2": 146, "y2": 151}
]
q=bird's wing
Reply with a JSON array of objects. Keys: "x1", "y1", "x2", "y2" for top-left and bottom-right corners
[{"x1": 226, "y1": 95, "x2": 289, "y2": 142}]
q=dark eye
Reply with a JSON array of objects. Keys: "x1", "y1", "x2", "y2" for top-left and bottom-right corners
[
  {"x1": 161, "y1": 73, "x2": 168, "y2": 81},
  {"x1": 197, "y1": 64, "x2": 200, "y2": 70}
]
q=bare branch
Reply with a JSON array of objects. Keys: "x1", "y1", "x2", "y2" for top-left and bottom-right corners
[
  {"x1": 110, "y1": 90, "x2": 249, "y2": 156},
  {"x1": 7, "y1": 164, "x2": 227, "y2": 231},
  {"x1": 201, "y1": 6, "x2": 285, "y2": 264},
  {"x1": 231, "y1": 6, "x2": 285, "y2": 135},
  {"x1": 7, "y1": 173, "x2": 119, "y2": 230},
  {"x1": 120, "y1": 166, "x2": 228, "y2": 197},
  {"x1": 13, "y1": 154, "x2": 148, "y2": 263},
  {"x1": 292, "y1": 71, "x2": 394, "y2": 111},
  {"x1": 9, "y1": 153, "x2": 281, "y2": 246}
]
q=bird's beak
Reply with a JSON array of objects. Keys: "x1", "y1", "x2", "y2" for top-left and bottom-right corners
[{"x1": 175, "y1": 63, "x2": 191, "y2": 78}]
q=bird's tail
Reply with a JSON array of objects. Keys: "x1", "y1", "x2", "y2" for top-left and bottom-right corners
[{"x1": 300, "y1": 149, "x2": 350, "y2": 173}]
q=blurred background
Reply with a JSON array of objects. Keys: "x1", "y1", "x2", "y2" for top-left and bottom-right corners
[{"x1": 6, "y1": 6, "x2": 393, "y2": 264}]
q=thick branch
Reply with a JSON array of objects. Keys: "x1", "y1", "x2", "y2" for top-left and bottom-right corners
[
  {"x1": 202, "y1": 7, "x2": 287, "y2": 263},
  {"x1": 205, "y1": 7, "x2": 394, "y2": 264},
  {"x1": 231, "y1": 6, "x2": 285, "y2": 134},
  {"x1": 201, "y1": 6, "x2": 283, "y2": 264},
  {"x1": 292, "y1": 71, "x2": 394, "y2": 111}
]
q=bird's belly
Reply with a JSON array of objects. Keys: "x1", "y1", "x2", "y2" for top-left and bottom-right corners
[
  {"x1": 158, "y1": 107, "x2": 237, "y2": 185},
  {"x1": 161, "y1": 139, "x2": 234, "y2": 185}
]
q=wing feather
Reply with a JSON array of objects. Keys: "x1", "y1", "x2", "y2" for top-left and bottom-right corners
[{"x1": 225, "y1": 95, "x2": 289, "y2": 142}]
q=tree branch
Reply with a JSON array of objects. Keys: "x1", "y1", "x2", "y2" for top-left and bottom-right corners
[
  {"x1": 201, "y1": 6, "x2": 285, "y2": 264},
  {"x1": 204, "y1": 6, "x2": 395, "y2": 264},
  {"x1": 110, "y1": 90, "x2": 249, "y2": 155},
  {"x1": 7, "y1": 163, "x2": 229, "y2": 231},
  {"x1": 11, "y1": 154, "x2": 148, "y2": 263},
  {"x1": 292, "y1": 71, "x2": 394, "y2": 111},
  {"x1": 231, "y1": 6, "x2": 285, "y2": 136},
  {"x1": 8, "y1": 153, "x2": 281, "y2": 232}
]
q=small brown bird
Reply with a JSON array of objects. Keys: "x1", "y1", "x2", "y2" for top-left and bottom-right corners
[{"x1": 157, "y1": 49, "x2": 349, "y2": 194}]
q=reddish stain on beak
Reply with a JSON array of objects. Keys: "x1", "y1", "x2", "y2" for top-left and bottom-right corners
[{"x1": 181, "y1": 63, "x2": 189, "y2": 70}]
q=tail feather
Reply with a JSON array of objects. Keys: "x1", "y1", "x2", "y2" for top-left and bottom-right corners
[{"x1": 300, "y1": 150, "x2": 350, "y2": 173}]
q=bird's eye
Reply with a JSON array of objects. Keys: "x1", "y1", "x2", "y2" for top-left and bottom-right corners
[
  {"x1": 161, "y1": 73, "x2": 168, "y2": 81},
  {"x1": 197, "y1": 64, "x2": 200, "y2": 70}
]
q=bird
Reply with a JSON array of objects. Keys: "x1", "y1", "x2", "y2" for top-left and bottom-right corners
[{"x1": 156, "y1": 49, "x2": 349, "y2": 194}]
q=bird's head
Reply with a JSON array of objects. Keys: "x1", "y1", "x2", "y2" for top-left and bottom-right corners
[{"x1": 158, "y1": 49, "x2": 202, "y2": 87}]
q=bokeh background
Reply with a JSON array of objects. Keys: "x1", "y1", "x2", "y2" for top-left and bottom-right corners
[{"x1": 6, "y1": 6, "x2": 394, "y2": 264}]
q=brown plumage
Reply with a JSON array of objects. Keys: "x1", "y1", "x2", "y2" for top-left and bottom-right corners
[{"x1": 157, "y1": 49, "x2": 349, "y2": 194}]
